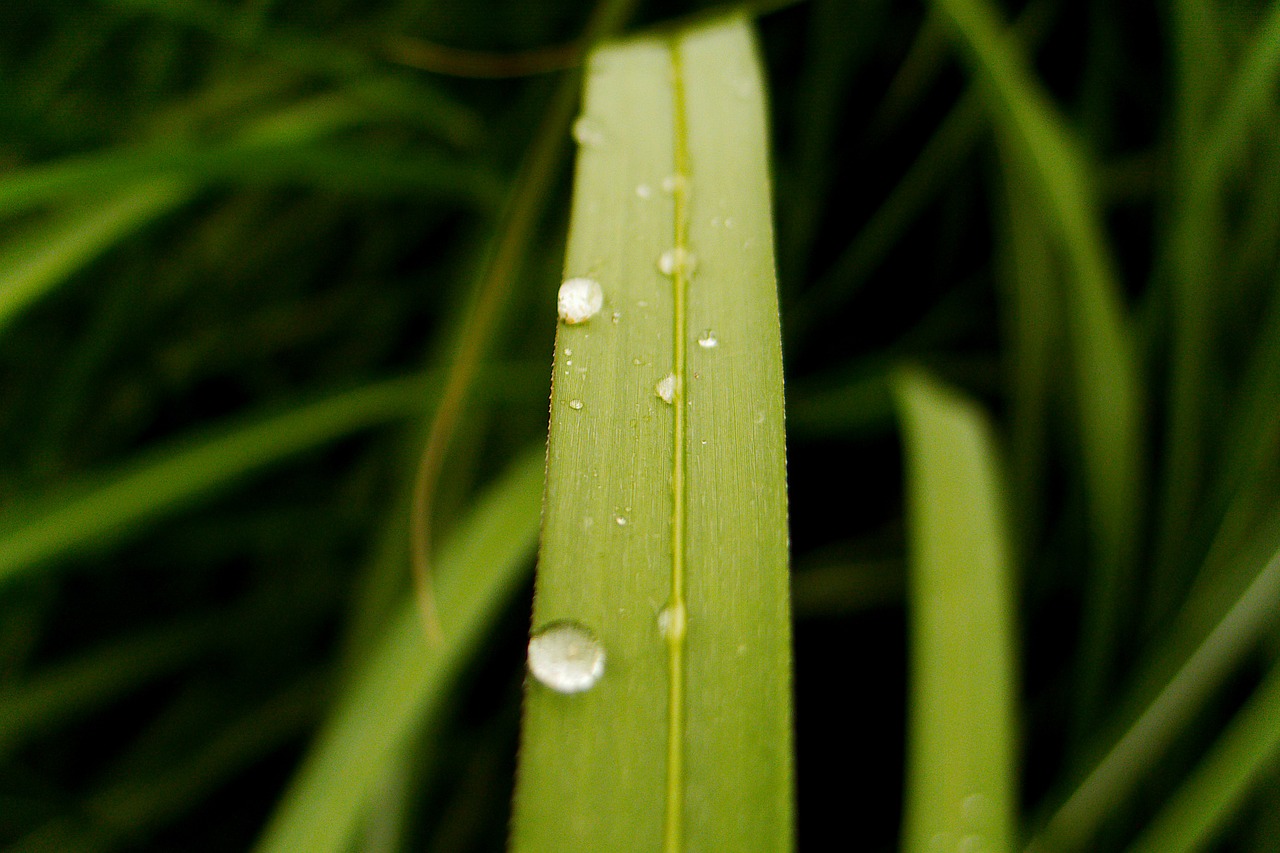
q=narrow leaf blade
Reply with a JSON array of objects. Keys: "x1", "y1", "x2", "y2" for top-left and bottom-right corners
[
  {"x1": 511, "y1": 16, "x2": 793, "y2": 852},
  {"x1": 895, "y1": 368, "x2": 1018, "y2": 853}
]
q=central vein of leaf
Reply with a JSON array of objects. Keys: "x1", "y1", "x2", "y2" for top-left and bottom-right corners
[{"x1": 663, "y1": 36, "x2": 690, "y2": 853}]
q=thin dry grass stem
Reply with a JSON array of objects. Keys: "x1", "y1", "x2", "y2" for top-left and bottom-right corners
[
  {"x1": 383, "y1": 36, "x2": 582, "y2": 78},
  {"x1": 407, "y1": 0, "x2": 637, "y2": 645}
]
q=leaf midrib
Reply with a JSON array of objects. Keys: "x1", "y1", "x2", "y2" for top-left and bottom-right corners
[{"x1": 663, "y1": 35, "x2": 690, "y2": 853}]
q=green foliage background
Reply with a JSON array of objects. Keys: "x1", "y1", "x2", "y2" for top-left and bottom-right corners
[{"x1": 3, "y1": 0, "x2": 1280, "y2": 850}]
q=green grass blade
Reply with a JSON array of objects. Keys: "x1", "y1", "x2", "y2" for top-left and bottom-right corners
[
  {"x1": 99, "y1": 0, "x2": 480, "y2": 143},
  {"x1": 894, "y1": 368, "x2": 1018, "y2": 853},
  {"x1": 0, "y1": 142, "x2": 501, "y2": 215},
  {"x1": 13, "y1": 673, "x2": 324, "y2": 853},
  {"x1": 1128, "y1": 659, "x2": 1280, "y2": 853},
  {"x1": 252, "y1": 446, "x2": 545, "y2": 853},
  {"x1": 1028, "y1": 518, "x2": 1280, "y2": 852},
  {"x1": 0, "y1": 180, "x2": 192, "y2": 336},
  {"x1": 0, "y1": 376, "x2": 429, "y2": 585},
  {"x1": 932, "y1": 0, "x2": 1143, "y2": 729},
  {"x1": 510, "y1": 16, "x2": 793, "y2": 852}
]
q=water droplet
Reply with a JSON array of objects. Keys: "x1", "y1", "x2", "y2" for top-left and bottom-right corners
[
  {"x1": 655, "y1": 373, "x2": 677, "y2": 404},
  {"x1": 632, "y1": 357, "x2": 644, "y2": 365},
  {"x1": 658, "y1": 247, "x2": 697, "y2": 276},
  {"x1": 724, "y1": 217, "x2": 735, "y2": 229},
  {"x1": 710, "y1": 216, "x2": 722, "y2": 227},
  {"x1": 958, "y1": 834, "x2": 985, "y2": 853},
  {"x1": 564, "y1": 347, "x2": 573, "y2": 356},
  {"x1": 615, "y1": 515, "x2": 627, "y2": 526},
  {"x1": 697, "y1": 331, "x2": 718, "y2": 348},
  {"x1": 558, "y1": 277, "x2": 603, "y2": 324},
  {"x1": 661, "y1": 173, "x2": 687, "y2": 194},
  {"x1": 755, "y1": 410, "x2": 766, "y2": 425},
  {"x1": 527, "y1": 621, "x2": 605, "y2": 694},
  {"x1": 568, "y1": 399, "x2": 584, "y2": 410},
  {"x1": 635, "y1": 183, "x2": 653, "y2": 200},
  {"x1": 611, "y1": 311, "x2": 621, "y2": 324},
  {"x1": 571, "y1": 116, "x2": 605, "y2": 147},
  {"x1": 658, "y1": 602, "x2": 686, "y2": 640}
]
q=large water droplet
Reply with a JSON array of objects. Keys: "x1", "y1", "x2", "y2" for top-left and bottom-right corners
[
  {"x1": 658, "y1": 602, "x2": 687, "y2": 640},
  {"x1": 527, "y1": 621, "x2": 605, "y2": 693},
  {"x1": 567, "y1": 399, "x2": 584, "y2": 410},
  {"x1": 571, "y1": 116, "x2": 605, "y2": 148},
  {"x1": 697, "y1": 331, "x2": 718, "y2": 349},
  {"x1": 655, "y1": 373, "x2": 677, "y2": 404},
  {"x1": 558, "y1": 277, "x2": 603, "y2": 324}
]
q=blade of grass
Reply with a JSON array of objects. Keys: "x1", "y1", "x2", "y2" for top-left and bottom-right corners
[
  {"x1": 510, "y1": 17, "x2": 793, "y2": 851},
  {"x1": 1027, "y1": 511, "x2": 1280, "y2": 852},
  {"x1": 12, "y1": 672, "x2": 324, "y2": 853},
  {"x1": 932, "y1": 0, "x2": 1144, "y2": 733},
  {"x1": 0, "y1": 375, "x2": 430, "y2": 585},
  {"x1": 0, "y1": 94, "x2": 383, "y2": 338},
  {"x1": 97, "y1": 0, "x2": 480, "y2": 144},
  {"x1": 1152, "y1": 0, "x2": 1280, "y2": 616},
  {"x1": 894, "y1": 368, "x2": 1018, "y2": 853},
  {"x1": 0, "y1": 141, "x2": 502, "y2": 216},
  {"x1": 1128, "y1": 658, "x2": 1280, "y2": 853},
  {"x1": 252, "y1": 445, "x2": 545, "y2": 853}
]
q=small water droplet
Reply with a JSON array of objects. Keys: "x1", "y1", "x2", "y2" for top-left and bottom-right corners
[
  {"x1": 527, "y1": 621, "x2": 605, "y2": 694},
  {"x1": 558, "y1": 277, "x2": 603, "y2": 324},
  {"x1": 571, "y1": 116, "x2": 605, "y2": 148},
  {"x1": 615, "y1": 515, "x2": 627, "y2": 526},
  {"x1": 635, "y1": 183, "x2": 653, "y2": 200},
  {"x1": 710, "y1": 216, "x2": 722, "y2": 227},
  {"x1": 958, "y1": 834, "x2": 985, "y2": 853},
  {"x1": 697, "y1": 331, "x2": 718, "y2": 348},
  {"x1": 661, "y1": 173, "x2": 687, "y2": 194},
  {"x1": 564, "y1": 347, "x2": 573, "y2": 356},
  {"x1": 658, "y1": 602, "x2": 686, "y2": 640},
  {"x1": 724, "y1": 217, "x2": 735, "y2": 229},
  {"x1": 568, "y1": 399, "x2": 584, "y2": 410},
  {"x1": 658, "y1": 247, "x2": 697, "y2": 276},
  {"x1": 656, "y1": 373, "x2": 677, "y2": 404},
  {"x1": 632, "y1": 357, "x2": 644, "y2": 365},
  {"x1": 755, "y1": 410, "x2": 766, "y2": 425},
  {"x1": 611, "y1": 311, "x2": 621, "y2": 324}
]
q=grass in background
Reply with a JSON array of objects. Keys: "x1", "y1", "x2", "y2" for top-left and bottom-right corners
[{"x1": 2, "y1": 0, "x2": 1280, "y2": 851}]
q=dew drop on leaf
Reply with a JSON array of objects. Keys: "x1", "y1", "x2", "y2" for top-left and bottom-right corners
[
  {"x1": 527, "y1": 621, "x2": 605, "y2": 693},
  {"x1": 557, "y1": 277, "x2": 603, "y2": 324}
]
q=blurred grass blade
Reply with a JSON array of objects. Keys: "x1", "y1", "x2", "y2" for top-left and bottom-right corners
[
  {"x1": 0, "y1": 180, "x2": 191, "y2": 336},
  {"x1": 100, "y1": 0, "x2": 479, "y2": 143},
  {"x1": 13, "y1": 673, "x2": 323, "y2": 853},
  {"x1": 0, "y1": 142, "x2": 502, "y2": 216},
  {"x1": 510, "y1": 16, "x2": 793, "y2": 852},
  {"x1": 0, "y1": 375, "x2": 428, "y2": 585},
  {"x1": 0, "y1": 95, "x2": 378, "y2": 338},
  {"x1": 1028, "y1": 516, "x2": 1280, "y2": 852},
  {"x1": 931, "y1": 0, "x2": 1143, "y2": 728},
  {"x1": 1128, "y1": 659, "x2": 1280, "y2": 853},
  {"x1": 253, "y1": 446, "x2": 545, "y2": 853},
  {"x1": 894, "y1": 368, "x2": 1018, "y2": 853}
]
